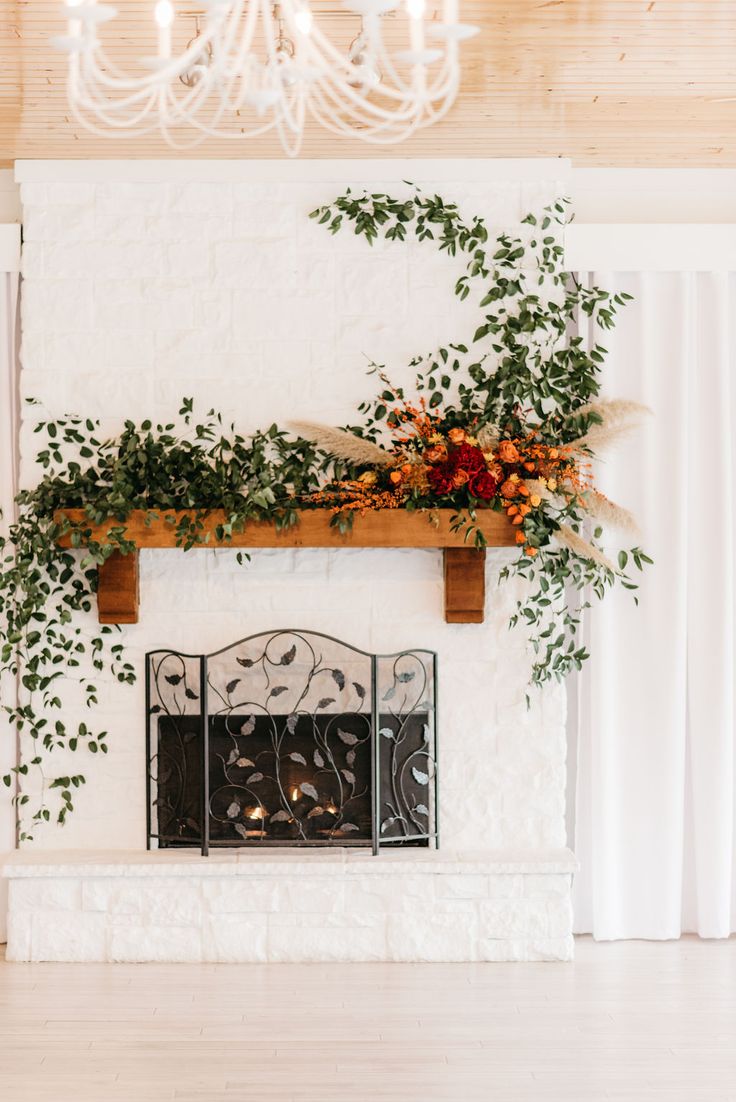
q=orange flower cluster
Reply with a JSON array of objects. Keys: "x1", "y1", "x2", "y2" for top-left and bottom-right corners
[{"x1": 308, "y1": 482, "x2": 405, "y2": 516}]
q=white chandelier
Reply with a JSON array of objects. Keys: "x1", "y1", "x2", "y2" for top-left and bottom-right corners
[{"x1": 56, "y1": 1, "x2": 478, "y2": 156}]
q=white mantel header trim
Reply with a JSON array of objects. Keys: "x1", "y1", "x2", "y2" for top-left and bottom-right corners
[{"x1": 13, "y1": 158, "x2": 571, "y2": 184}]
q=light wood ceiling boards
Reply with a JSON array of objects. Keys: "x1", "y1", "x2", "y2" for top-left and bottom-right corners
[{"x1": 1, "y1": 1, "x2": 734, "y2": 166}]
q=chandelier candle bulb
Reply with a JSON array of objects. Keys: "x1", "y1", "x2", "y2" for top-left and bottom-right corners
[{"x1": 155, "y1": 0, "x2": 175, "y2": 58}]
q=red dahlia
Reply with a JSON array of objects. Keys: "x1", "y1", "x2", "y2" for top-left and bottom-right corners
[
  {"x1": 448, "y1": 443, "x2": 485, "y2": 473},
  {"x1": 427, "y1": 465, "x2": 454, "y2": 496},
  {"x1": 468, "y1": 470, "x2": 499, "y2": 501}
]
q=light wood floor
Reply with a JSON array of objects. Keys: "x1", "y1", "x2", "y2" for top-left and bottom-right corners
[{"x1": 0, "y1": 937, "x2": 734, "y2": 1102}]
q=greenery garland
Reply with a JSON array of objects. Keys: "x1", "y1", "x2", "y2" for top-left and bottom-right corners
[{"x1": 0, "y1": 186, "x2": 650, "y2": 838}]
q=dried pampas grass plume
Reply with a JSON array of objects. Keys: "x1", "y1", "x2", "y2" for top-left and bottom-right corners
[
  {"x1": 569, "y1": 400, "x2": 651, "y2": 453},
  {"x1": 554, "y1": 524, "x2": 616, "y2": 573},
  {"x1": 579, "y1": 490, "x2": 641, "y2": 537},
  {"x1": 289, "y1": 421, "x2": 394, "y2": 467}
]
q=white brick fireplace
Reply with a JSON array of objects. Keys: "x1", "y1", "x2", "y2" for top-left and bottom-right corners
[{"x1": 3, "y1": 159, "x2": 576, "y2": 962}]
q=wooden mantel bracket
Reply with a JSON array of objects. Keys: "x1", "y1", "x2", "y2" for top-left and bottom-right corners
[
  {"x1": 443, "y1": 548, "x2": 486, "y2": 624},
  {"x1": 97, "y1": 550, "x2": 140, "y2": 625},
  {"x1": 55, "y1": 509, "x2": 514, "y2": 627}
]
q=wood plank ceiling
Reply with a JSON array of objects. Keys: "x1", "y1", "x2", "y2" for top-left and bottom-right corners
[{"x1": 0, "y1": 1, "x2": 734, "y2": 166}]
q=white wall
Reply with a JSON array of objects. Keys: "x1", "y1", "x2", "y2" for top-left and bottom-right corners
[{"x1": 13, "y1": 158, "x2": 569, "y2": 854}]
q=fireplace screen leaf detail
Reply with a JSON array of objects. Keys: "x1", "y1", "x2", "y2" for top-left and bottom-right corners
[{"x1": 146, "y1": 631, "x2": 438, "y2": 856}]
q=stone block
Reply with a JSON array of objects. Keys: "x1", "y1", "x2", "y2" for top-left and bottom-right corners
[
  {"x1": 22, "y1": 279, "x2": 93, "y2": 331},
  {"x1": 479, "y1": 899, "x2": 550, "y2": 940},
  {"x1": 10, "y1": 878, "x2": 82, "y2": 912},
  {"x1": 138, "y1": 882, "x2": 203, "y2": 926},
  {"x1": 278, "y1": 877, "x2": 345, "y2": 914},
  {"x1": 386, "y1": 913, "x2": 478, "y2": 962},
  {"x1": 487, "y1": 875, "x2": 524, "y2": 898},
  {"x1": 203, "y1": 878, "x2": 280, "y2": 914},
  {"x1": 343, "y1": 876, "x2": 430, "y2": 915},
  {"x1": 435, "y1": 874, "x2": 488, "y2": 900},
  {"x1": 4, "y1": 912, "x2": 32, "y2": 961},
  {"x1": 523, "y1": 874, "x2": 572, "y2": 898},
  {"x1": 109, "y1": 924, "x2": 202, "y2": 963},
  {"x1": 546, "y1": 896, "x2": 574, "y2": 939},
  {"x1": 202, "y1": 915, "x2": 269, "y2": 963},
  {"x1": 267, "y1": 918, "x2": 387, "y2": 963},
  {"x1": 394, "y1": 912, "x2": 481, "y2": 962},
  {"x1": 31, "y1": 911, "x2": 107, "y2": 962},
  {"x1": 169, "y1": 181, "x2": 233, "y2": 216},
  {"x1": 82, "y1": 879, "x2": 142, "y2": 914}
]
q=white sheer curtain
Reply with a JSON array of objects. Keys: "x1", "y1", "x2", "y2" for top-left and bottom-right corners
[
  {"x1": 0, "y1": 250, "x2": 20, "y2": 942},
  {"x1": 573, "y1": 270, "x2": 736, "y2": 940}
]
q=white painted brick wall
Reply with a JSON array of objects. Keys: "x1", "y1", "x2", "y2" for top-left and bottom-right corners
[{"x1": 15, "y1": 161, "x2": 568, "y2": 856}]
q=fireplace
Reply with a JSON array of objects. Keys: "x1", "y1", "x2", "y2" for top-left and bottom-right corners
[{"x1": 146, "y1": 630, "x2": 438, "y2": 855}]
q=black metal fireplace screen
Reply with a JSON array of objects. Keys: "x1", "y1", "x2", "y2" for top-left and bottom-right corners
[{"x1": 146, "y1": 630, "x2": 438, "y2": 855}]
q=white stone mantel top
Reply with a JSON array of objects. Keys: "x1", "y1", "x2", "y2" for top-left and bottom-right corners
[{"x1": 2, "y1": 847, "x2": 577, "y2": 879}]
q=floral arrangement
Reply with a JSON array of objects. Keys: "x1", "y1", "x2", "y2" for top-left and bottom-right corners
[
  {"x1": 0, "y1": 184, "x2": 650, "y2": 837},
  {"x1": 296, "y1": 389, "x2": 640, "y2": 569}
]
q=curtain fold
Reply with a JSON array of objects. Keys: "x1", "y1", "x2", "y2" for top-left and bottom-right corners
[{"x1": 573, "y1": 271, "x2": 736, "y2": 940}]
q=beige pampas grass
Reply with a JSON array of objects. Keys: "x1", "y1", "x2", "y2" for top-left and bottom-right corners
[
  {"x1": 579, "y1": 490, "x2": 641, "y2": 537},
  {"x1": 525, "y1": 478, "x2": 557, "y2": 503},
  {"x1": 554, "y1": 524, "x2": 616, "y2": 572},
  {"x1": 289, "y1": 421, "x2": 394, "y2": 467},
  {"x1": 569, "y1": 399, "x2": 651, "y2": 452}
]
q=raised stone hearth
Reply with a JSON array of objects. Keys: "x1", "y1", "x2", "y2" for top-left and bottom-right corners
[{"x1": 3, "y1": 849, "x2": 577, "y2": 963}]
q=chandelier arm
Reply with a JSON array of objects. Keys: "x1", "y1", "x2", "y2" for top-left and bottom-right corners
[
  {"x1": 305, "y1": 76, "x2": 425, "y2": 138},
  {"x1": 308, "y1": 68, "x2": 433, "y2": 126}
]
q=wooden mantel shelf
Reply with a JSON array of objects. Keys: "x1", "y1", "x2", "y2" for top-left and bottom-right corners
[{"x1": 54, "y1": 508, "x2": 515, "y2": 626}]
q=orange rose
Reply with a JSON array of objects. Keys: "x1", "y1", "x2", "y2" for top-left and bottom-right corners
[
  {"x1": 524, "y1": 546, "x2": 538, "y2": 557},
  {"x1": 518, "y1": 483, "x2": 530, "y2": 498},
  {"x1": 515, "y1": 531, "x2": 527, "y2": 545},
  {"x1": 500, "y1": 479, "x2": 519, "y2": 499},
  {"x1": 447, "y1": 428, "x2": 467, "y2": 445},
  {"x1": 530, "y1": 493, "x2": 542, "y2": 507},
  {"x1": 389, "y1": 471, "x2": 403, "y2": 484},
  {"x1": 452, "y1": 468, "x2": 469, "y2": 488},
  {"x1": 496, "y1": 441, "x2": 520, "y2": 464},
  {"x1": 523, "y1": 462, "x2": 536, "y2": 472},
  {"x1": 424, "y1": 444, "x2": 448, "y2": 464},
  {"x1": 512, "y1": 514, "x2": 524, "y2": 526}
]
